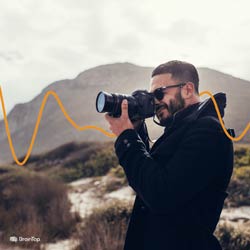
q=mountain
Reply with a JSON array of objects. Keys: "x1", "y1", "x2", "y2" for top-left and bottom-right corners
[{"x1": 0, "y1": 62, "x2": 249, "y2": 164}]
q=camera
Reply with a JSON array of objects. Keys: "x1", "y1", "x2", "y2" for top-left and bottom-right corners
[{"x1": 96, "y1": 90, "x2": 155, "y2": 121}]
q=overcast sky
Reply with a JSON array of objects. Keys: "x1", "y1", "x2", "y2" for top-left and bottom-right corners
[{"x1": 1, "y1": 0, "x2": 250, "y2": 117}]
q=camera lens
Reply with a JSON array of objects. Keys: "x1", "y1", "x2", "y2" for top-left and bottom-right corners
[
  {"x1": 96, "y1": 90, "x2": 155, "y2": 119},
  {"x1": 96, "y1": 91, "x2": 115, "y2": 113},
  {"x1": 96, "y1": 92, "x2": 105, "y2": 112}
]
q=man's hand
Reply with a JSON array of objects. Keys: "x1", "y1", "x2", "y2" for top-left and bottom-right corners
[{"x1": 105, "y1": 99, "x2": 134, "y2": 136}]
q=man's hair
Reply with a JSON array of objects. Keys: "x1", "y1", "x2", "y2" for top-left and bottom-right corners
[{"x1": 151, "y1": 60, "x2": 199, "y2": 94}]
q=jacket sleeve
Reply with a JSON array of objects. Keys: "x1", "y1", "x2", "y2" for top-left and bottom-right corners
[
  {"x1": 135, "y1": 121, "x2": 150, "y2": 151},
  {"x1": 115, "y1": 118, "x2": 231, "y2": 213}
]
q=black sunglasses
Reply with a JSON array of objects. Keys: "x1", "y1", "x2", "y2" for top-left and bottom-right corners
[{"x1": 152, "y1": 83, "x2": 187, "y2": 101}]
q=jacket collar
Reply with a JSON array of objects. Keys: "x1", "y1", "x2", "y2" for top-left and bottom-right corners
[{"x1": 163, "y1": 92, "x2": 227, "y2": 133}]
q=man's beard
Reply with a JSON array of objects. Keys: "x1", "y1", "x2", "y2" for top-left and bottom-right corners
[{"x1": 155, "y1": 91, "x2": 185, "y2": 126}]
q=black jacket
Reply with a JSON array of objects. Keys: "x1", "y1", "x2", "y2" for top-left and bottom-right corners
[{"x1": 114, "y1": 93, "x2": 234, "y2": 250}]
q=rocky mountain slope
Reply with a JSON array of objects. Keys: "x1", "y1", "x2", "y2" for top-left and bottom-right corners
[{"x1": 0, "y1": 62, "x2": 249, "y2": 164}]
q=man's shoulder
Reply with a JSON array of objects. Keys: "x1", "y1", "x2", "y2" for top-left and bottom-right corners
[
  {"x1": 182, "y1": 115, "x2": 228, "y2": 143},
  {"x1": 191, "y1": 115, "x2": 222, "y2": 131}
]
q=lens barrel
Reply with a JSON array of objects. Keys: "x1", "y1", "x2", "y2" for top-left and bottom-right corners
[
  {"x1": 96, "y1": 91, "x2": 114, "y2": 113},
  {"x1": 96, "y1": 90, "x2": 155, "y2": 120}
]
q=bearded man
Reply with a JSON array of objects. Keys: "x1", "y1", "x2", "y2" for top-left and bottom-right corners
[{"x1": 105, "y1": 60, "x2": 234, "y2": 250}]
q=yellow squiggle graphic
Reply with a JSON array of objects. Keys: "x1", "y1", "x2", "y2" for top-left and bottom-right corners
[
  {"x1": 0, "y1": 86, "x2": 115, "y2": 166},
  {"x1": 200, "y1": 91, "x2": 250, "y2": 142},
  {"x1": 0, "y1": 87, "x2": 249, "y2": 166}
]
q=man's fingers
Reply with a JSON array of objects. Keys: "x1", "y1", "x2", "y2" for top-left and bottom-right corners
[
  {"x1": 105, "y1": 113, "x2": 113, "y2": 122},
  {"x1": 104, "y1": 113, "x2": 109, "y2": 121},
  {"x1": 121, "y1": 99, "x2": 129, "y2": 119},
  {"x1": 104, "y1": 100, "x2": 133, "y2": 136}
]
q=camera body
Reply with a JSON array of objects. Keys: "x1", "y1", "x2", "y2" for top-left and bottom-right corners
[{"x1": 96, "y1": 90, "x2": 155, "y2": 121}]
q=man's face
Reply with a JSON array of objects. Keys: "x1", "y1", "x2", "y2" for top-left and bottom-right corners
[{"x1": 150, "y1": 73, "x2": 186, "y2": 123}]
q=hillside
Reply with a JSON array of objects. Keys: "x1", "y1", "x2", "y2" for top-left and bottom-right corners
[{"x1": 0, "y1": 62, "x2": 249, "y2": 164}]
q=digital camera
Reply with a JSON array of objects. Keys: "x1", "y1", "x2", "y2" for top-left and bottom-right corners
[{"x1": 96, "y1": 90, "x2": 155, "y2": 121}]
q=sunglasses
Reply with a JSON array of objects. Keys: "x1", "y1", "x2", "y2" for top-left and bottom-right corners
[{"x1": 152, "y1": 83, "x2": 187, "y2": 101}]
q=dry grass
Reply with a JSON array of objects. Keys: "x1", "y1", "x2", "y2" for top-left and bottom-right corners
[
  {"x1": 74, "y1": 200, "x2": 132, "y2": 250},
  {"x1": 215, "y1": 222, "x2": 250, "y2": 250},
  {"x1": 0, "y1": 165, "x2": 80, "y2": 249},
  {"x1": 74, "y1": 198, "x2": 250, "y2": 250}
]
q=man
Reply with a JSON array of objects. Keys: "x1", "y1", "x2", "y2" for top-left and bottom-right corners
[{"x1": 105, "y1": 60, "x2": 234, "y2": 250}]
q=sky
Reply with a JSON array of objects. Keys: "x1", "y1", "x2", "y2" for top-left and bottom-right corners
[{"x1": 1, "y1": 0, "x2": 250, "y2": 118}]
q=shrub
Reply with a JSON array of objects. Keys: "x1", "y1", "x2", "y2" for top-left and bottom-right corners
[
  {"x1": 0, "y1": 165, "x2": 79, "y2": 249},
  {"x1": 225, "y1": 166, "x2": 250, "y2": 207},
  {"x1": 58, "y1": 146, "x2": 119, "y2": 182},
  {"x1": 75, "y1": 202, "x2": 250, "y2": 250},
  {"x1": 215, "y1": 222, "x2": 250, "y2": 250},
  {"x1": 74, "y1": 200, "x2": 132, "y2": 250},
  {"x1": 234, "y1": 146, "x2": 250, "y2": 168},
  {"x1": 234, "y1": 166, "x2": 250, "y2": 180},
  {"x1": 100, "y1": 167, "x2": 128, "y2": 193},
  {"x1": 82, "y1": 147, "x2": 118, "y2": 176},
  {"x1": 224, "y1": 145, "x2": 250, "y2": 207},
  {"x1": 109, "y1": 166, "x2": 126, "y2": 179},
  {"x1": 25, "y1": 142, "x2": 119, "y2": 183}
]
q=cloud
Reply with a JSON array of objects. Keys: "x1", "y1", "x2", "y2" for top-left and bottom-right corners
[
  {"x1": 1, "y1": 0, "x2": 250, "y2": 119},
  {"x1": 166, "y1": 19, "x2": 210, "y2": 45},
  {"x1": 0, "y1": 51, "x2": 23, "y2": 62}
]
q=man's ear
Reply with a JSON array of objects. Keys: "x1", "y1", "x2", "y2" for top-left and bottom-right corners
[{"x1": 182, "y1": 82, "x2": 195, "y2": 99}]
